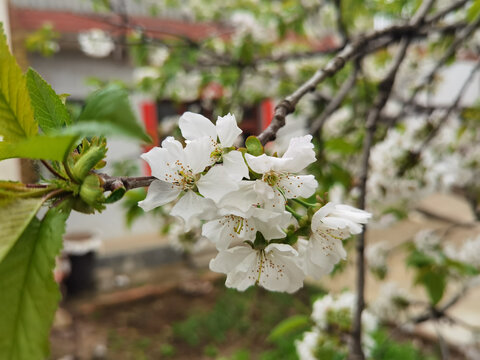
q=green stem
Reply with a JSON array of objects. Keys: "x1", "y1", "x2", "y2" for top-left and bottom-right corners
[
  {"x1": 292, "y1": 198, "x2": 317, "y2": 208},
  {"x1": 286, "y1": 205, "x2": 302, "y2": 220}
]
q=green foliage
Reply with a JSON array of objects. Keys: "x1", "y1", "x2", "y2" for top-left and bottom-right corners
[
  {"x1": 79, "y1": 174, "x2": 106, "y2": 212},
  {"x1": 467, "y1": 0, "x2": 480, "y2": 21},
  {"x1": 0, "y1": 206, "x2": 69, "y2": 359},
  {"x1": 245, "y1": 135, "x2": 264, "y2": 156},
  {"x1": 268, "y1": 315, "x2": 311, "y2": 342},
  {"x1": 370, "y1": 329, "x2": 437, "y2": 360},
  {"x1": 61, "y1": 85, "x2": 151, "y2": 143},
  {"x1": 24, "y1": 23, "x2": 60, "y2": 57},
  {"x1": 415, "y1": 267, "x2": 447, "y2": 305},
  {"x1": 71, "y1": 137, "x2": 107, "y2": 182},
  {"x1": 0, "y1": 197, "x2": 44, "y2": 263},
  {"x1": 0, "y1": 134, "x2": 77, "y2": 161},
  {"x1": 26, "y1": 68, "x2": 71, "y2": 133},
  {"x1": 0, "y1": 24, "x2": 37, "y2": 141}
]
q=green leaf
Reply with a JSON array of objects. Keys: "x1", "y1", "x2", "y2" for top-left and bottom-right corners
[
  {"x1": 60, "y1": 85, "x2": 151, "y2": 143},
  {"x1": 105, "y1": 186, "x2": 126, "y2": 204},
  {"x1": 0, "y1": 134, "x2": 77, "y2": 161},
  {"x1": 467, "y1": 0, "x2": 480, "y2": 22},
  {"x1": 324, "y1": 138, "x2": 358, "y2": 155},
  {"x1": 0, "y1": 197, "x2": 44, "y2": 263},
  {"x1": 268, "y1": 315, "x2": 311, "y2": 342},
  {"x1": 415, "y1": 267, "x2": 447, "y2": 305},
  {"x1": 0, "y1": 206, "x2": 69, "y2": 359},
  {"x1": 0, "y1": 24, "x2": 37, "y2": 141},
  {"x1": 245, "y1": 136, "x2": 264, "y2": 156},
  {"x1": 26, "y1": 68, "x2": 71, "y2": 134}
]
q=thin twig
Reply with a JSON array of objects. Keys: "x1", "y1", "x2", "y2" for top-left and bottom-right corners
[
  {"x1": 100, "y1": 174, "x2": 156, "y2": 191},
  {"x1": 350, "y1": 2, "x2": 437, "y2": 358}
]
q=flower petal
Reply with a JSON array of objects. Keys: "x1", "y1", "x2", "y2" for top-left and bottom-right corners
[
  {"x1": 209, "y1": 246, "x2": 258, "y2": 291},
  {"x1": 171, "y1": 190, "x2": 217, "y2": 230},
  {"x1": 197, "y1": 165, "x2": 240, "y2": 203},
  {"x1": 222, "y1": 150, "x2": 249, "y2": 181},
  {"x1": 216, "y1": 113, "x2": 242, "y2": 147},
  {"x1": 138, "y1": 180, "x2": 181, "y2": 211},
  {"x1": 179, "y1": 112, "x2": 216, "y2": 141},
  {"x1": 141, "y1": 147, "x2": 180, "y2": 183},
  {"x1": 260, "y1": 244, "x2": 305, "y2": 293},
  {"x1": 245, "y1": 153, "x2": 288, "y2": 174},
  {"x1": 277, "y1": 174, "x2": 318, "y2": 199},
  {"x1": 281, "y1": 135, "x2": 316, "y2": 173},
  {"x1": 218, "y1": 180, "x2": 259, "y2": 213},
  {"x1": 184, "y1": 136, "x2": 216, "y2": 174}
]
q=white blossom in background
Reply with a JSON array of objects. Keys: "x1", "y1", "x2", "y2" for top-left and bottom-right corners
[
  {"x1": 372, "y1": 282, "x2": 411, "y2": 321},
  {"x1": 149, "y1": 46, "x2": 170, "y2": 67},
  {"x1": 445, "y1": 235, "x2": 480, "y2": 268},
  {"x1": 300, "y1": 203, "x2": 371, "y2": 279},
  {"x1": 297, "y1": 292, "x2": 378, "y2": 359},
  {"x1": 414, "y1": 229, "x2": 441, "y2": 254},
  {"x1": 295, "y1": 330, "x2": 320, "y2": 360},
  {"x1": 78, "y1": 29, "x2": 115, "y2": 58},
  {"x1": 230, "y1": 10, "x2": 277, "y2": 44},
  {"x1": 209, "y1": 243, "x2": 306, "y2": 293},
  {"x1": 366, "y1": 241, "x2": 389, "y2": 275}
]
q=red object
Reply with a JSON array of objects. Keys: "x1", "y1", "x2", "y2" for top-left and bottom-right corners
[
  {"x1": 260, "y1": 99, "x2": 274, "y2": 131},
  {"x1": 140, "y1": 101, "x2": 158, "y2": 176}
]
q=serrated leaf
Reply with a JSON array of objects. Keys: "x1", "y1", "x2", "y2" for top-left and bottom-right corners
[
  {"x1": 0, "y1": 197, "x2": 44, "y2": 263},
  {"x1": 0, "y1": 206, "x2": 69, "y2": 359},
  {"x1": 0, "y1": 24, "x2": 37, "y2": 141},
  {"x1": 26, "y1": 68, "x2": 71, "y2": 134},
  {"x1": 245, "y1": 136, "x2": 264, "y2": 156},
  {"x1": 0, "y1": 134, "x2": 77, "y2": 161},
  {"x1": 59, "y1": 85, "x2": 151, "y2": 143},
  {"x1": 268, "y1": 315, "x2": 311, "y2": 342}
]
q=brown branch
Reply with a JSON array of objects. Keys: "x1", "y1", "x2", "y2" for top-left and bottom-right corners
[
  {"x1": 101, "y1": 174, "x2": 156, "y2": 191},
  {"x1": 257, "y1": 0, "x2": 456, "y2": 146},
  {"x1": 350, "y1": 2, "x2": 437, "y2": 358},
  {"x1": 309, "y1": 62, "x2": 359, "y2": 134}
]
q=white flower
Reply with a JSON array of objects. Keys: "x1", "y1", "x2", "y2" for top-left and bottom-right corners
[
  {"x1": 209, "y1": 243, "x2": 305, "y2": 293},
  {"x1": 244, "y1": 135, "x2": 318, "y2": 211},
  {"x1": 149, "y1": 46, "x2": 169, "y2": 67},
  {"x1": 139, "y1": 136, "x2": 240, "y2": 228},
  {"x1": 310, "y1": 292, "x2": 378, "y2": 354},
  {"x1": 414, "y1": 229, "x2": 440, "y2": 253},
  {"x1": 366, "y1": 241, "x2": 389, "y2": 272},
  {"x1": 78, "y1": 29, "x2": 114, "y2": 58},
  {"x1": 372, "y1": 282, "x2": 411, "y2": 321},
  {"x1": 202, "y1": 207, "x2": 293, "y2": 250},
  {"x1": 446, "y1": 235, "x2": 480, "y2": 268},
  {"x1": 295, "y1": 330, "x2": 320, "y2": 360},
  {"x1": 299, "y1": 203, "x2": 371, "y2": 279},
  {"x1": 179, "y1": 112, "x2": 248, "y2": 182}
]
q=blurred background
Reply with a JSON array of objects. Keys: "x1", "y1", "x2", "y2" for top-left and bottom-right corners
[{"x1": 1, "y1": 0, "x2": 480, "y2": 359}]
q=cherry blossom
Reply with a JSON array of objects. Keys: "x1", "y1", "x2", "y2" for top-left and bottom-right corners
[
  {"x1": 299, "y1": 203, "x2": 371, "y2": 279},
  {"x1": 209, "y1": 243, "x2": 305, "y2": 293}
]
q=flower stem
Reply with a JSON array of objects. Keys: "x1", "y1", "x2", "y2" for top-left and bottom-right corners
[
  {"x1": 292, "y1": 198, "x2": 317, "y2": 208},
  {"x1": 285, "y1": 205, "x2": 302, "y2": 220}
]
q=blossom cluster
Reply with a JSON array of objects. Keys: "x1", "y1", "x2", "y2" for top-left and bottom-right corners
[
  {"x1": 139, "y1": 112, "x2": 370, "y2": 293},
  {"x1": 296, "y1": 292, "x2": 378, "y2": 359}
]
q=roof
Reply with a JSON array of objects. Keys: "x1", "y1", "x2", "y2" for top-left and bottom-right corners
[{"x1": 9, "y1": 7, "x2": 228, "y2": 41}]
